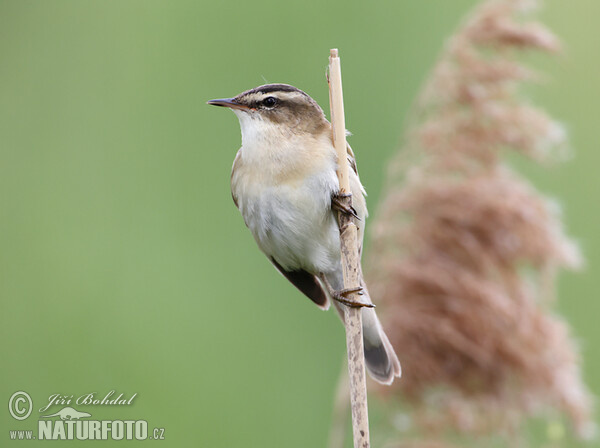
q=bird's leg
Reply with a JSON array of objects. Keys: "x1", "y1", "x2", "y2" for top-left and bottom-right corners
[
  {"x1": 332, "y1": 286, "x2": 374, "y2": 308},
  {"x1": 328, "y1": 193, "x2": 369, "y2": 307},
  {"x1": 320, "y1": 275, "x2": 374, "y2": 308},
  {"x1": 332, "y1": 192, "x2": 360, "y2": 221}
]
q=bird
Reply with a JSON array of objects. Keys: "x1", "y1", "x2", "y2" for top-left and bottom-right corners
[{"x1": 208, "y1": 83, "x2": 401, "y2": 384}]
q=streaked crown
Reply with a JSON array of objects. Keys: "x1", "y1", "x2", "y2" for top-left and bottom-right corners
[{"x1": 209, "y1": 84, "x2": 329, "y2": 135}]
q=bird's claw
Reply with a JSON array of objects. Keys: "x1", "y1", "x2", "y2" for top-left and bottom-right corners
[
  {"x1": 332, "y1": 286, "x2": 374, "y2": 308},
  {"x1": 332, "y1": 193, "x2": 360, "y2": 221}
]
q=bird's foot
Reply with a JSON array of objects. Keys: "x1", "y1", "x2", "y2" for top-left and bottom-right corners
[
  {"x1": 332, "y1": 192, "x2": 360, "y2": 221},
  {"x1": 332, "y1": 286, "x2": 374, "y2": 308}
]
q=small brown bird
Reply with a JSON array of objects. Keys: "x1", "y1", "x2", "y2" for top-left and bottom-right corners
[{"x1": 208, "y1": 84, "x2": 401, "y2": 384}]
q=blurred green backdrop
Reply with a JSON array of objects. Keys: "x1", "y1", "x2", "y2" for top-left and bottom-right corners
[{"x1": 1, "y1": 1, "x2": 598, "y2": 446}]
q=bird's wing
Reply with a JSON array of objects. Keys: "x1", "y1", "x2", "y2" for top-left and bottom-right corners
[
  {"x1": 269, "y1": 258, "x2": 330, "y2": 310},
  {"x1": 346, "y1": 142, "x2": 358, "y2": 176},
  {"x1": 231, "y1": 150, "x2": 242, "y2": 208},
  {"x1": 344, "y1": 142, "x2": 368, "y2": 256}
]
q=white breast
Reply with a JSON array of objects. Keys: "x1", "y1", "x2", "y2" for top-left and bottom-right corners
[
  {"x1": 230, "y1": 121, "x2": 343, "y2": 274},
  {"x1": 243, "y1": 172, "x2": 342, "y2": 273}
]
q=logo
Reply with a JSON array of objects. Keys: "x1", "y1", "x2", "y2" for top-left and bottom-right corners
[
  {"x1": 8, "y1": 391, "x2": 32, "y2": 421},
  {"x1": 8, "y1": 390, "x2": 165, "y2": 442},
  {"x1": 40, "y1": 406, "x2": 91, "y2": 420}
]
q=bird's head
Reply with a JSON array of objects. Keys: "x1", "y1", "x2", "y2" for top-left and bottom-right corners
[{"x1": 208, "y1": 84, "x2": 329, "y2": 141}]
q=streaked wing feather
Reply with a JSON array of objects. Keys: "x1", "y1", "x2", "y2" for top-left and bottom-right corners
[
  {"x1": 346, "y1": 143, "x2": 358, "y2": 176},
  {"x1": 231, "y1": 150, "x2": 242, "y2": 208},
  {"x1": 270, "y1": 258, "x2": 329, "y2": 310}
]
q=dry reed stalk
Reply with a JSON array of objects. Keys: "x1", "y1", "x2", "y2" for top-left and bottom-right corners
[
  {"x1": 329, "y1": 48, "x2": 371, "y2": 448},
  {"x1": 366, "y1": 0, "x2": 594, "y2": 444}
]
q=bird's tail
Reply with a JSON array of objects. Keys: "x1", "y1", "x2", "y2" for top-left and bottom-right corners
[
  {"x1": 361, "y1": 306, "x2": 401, "y2": 384},
  {"x1": 332, "y1": 286, "x2": 401, "y2": 385}
]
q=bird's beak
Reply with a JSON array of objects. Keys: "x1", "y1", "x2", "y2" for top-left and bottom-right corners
[{"x1": 207, "y1": 98, "x2": 250, "y2": 111}]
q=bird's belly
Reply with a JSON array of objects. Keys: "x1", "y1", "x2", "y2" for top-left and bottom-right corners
[{"x1": 239, "y1": 180, "x2": 341, "y2": 274}]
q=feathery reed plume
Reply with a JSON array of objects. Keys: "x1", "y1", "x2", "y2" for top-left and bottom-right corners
[{"x1": 367, "y1": 0, "x2": 594, "y2": 442}]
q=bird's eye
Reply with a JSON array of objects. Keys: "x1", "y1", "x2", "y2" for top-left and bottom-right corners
[{"x1": 263, "y1": 97, "x2": 278, "y2": 108}]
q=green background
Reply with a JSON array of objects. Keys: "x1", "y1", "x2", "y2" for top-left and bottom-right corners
[{"x1": 1, "y1": 1, "x2": 598, "y2": 446}]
